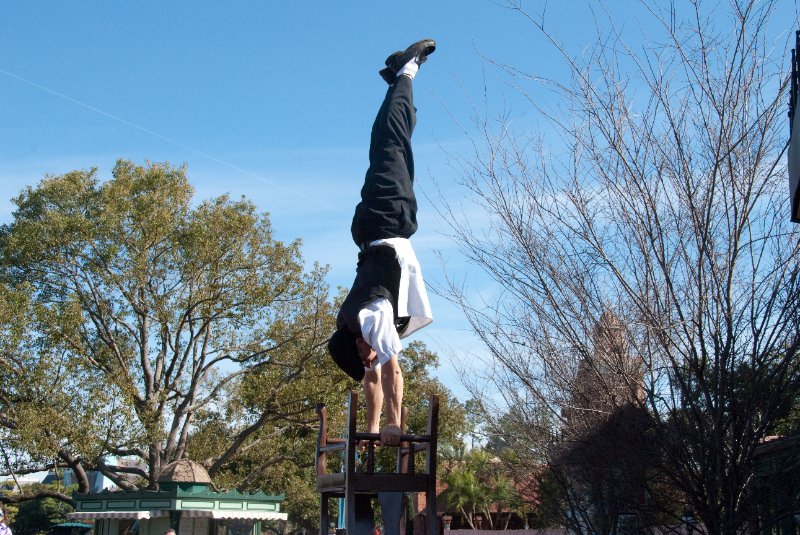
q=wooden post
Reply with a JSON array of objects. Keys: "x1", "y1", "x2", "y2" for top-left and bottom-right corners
[{"x1": 425, "y1": 396, "x2": 440, "y2": 535}]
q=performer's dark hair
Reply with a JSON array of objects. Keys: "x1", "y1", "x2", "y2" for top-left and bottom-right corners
[{"x1": 328, "y1": 328, "x2": 365, "y2": 382}]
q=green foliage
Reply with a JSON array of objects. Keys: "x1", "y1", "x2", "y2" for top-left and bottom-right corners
[
  {"x1": 0, "y1": 160, "x2": 339, "y2": 498},
  {"x1": 5, "y1": 484, "x2": 75, "y2": 535},
  {"x1": 441, "y1": 449, "x2": 524, "y2": 529}
]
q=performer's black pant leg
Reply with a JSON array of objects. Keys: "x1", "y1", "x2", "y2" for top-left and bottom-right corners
[
  {"x1": 351, "y1": 76, "x2": 418, "y2": 244},
  {"x1": 369, "y1": 75, "x2": 416, "y2": 181}
]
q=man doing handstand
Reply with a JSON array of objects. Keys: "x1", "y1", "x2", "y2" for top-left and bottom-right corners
[{"x1": 328, "y1": 38, "x2": 435, "y2": 447}]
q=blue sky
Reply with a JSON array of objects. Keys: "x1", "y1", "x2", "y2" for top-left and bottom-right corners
[{"x1": 2, "y1": 1, "x2": 798, "y2": 402}]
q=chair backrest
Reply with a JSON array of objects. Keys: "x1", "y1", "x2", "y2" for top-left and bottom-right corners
[{"x1": 315, "y1": 403, "x2": 345, "y2": 479}]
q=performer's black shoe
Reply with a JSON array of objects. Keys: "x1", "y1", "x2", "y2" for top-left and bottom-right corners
[
  {"x1": 379, "y1": 51, "x2": 403, "y2": 84},
  {"x1": 387, "y1": 39, "x2": 436, "y2": 72},
  {"x1": 378, "y1": 39, "x2": 436, "y2": 84}
]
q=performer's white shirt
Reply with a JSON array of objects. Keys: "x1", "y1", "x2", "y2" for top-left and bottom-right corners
[{"x1": 357, "y1": 237, "x2": 433, "y2": 371}]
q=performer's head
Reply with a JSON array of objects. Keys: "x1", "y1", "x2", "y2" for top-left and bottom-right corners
[
  {"x1": 328, "y1": 327, "x2": 365, "y2": 381},
  {"x1": 328, "y1": 328, "x2": 378, "y2": 381}
]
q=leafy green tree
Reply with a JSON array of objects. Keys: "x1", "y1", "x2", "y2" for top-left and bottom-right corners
[
  {"x1": 0, "y1": 160, "x2": 338, "y2": 505},
  {"x1": 442, "y1": 449, "x2": 524, "y2": 530},
  {"x1": 7, "y1": 484, "x2": 75, "y2": 535},
  {"x1": 463, "y1": 399, "x2": 485, "y2": 449}
]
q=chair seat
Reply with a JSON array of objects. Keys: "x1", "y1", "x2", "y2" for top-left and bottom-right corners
[
  {"x1": 349, "y1": 473, "x2": 432, "y2": 493},
  {"x1": 316, "y1": 472, "x2": 431, "y2": 494},
  {"x1": 316, "y1": 473, "x2": 345, "y2": 492}
]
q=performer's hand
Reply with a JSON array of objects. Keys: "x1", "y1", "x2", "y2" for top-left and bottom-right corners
[
  {"x1": 356, "y1": 337, "x2": 377, "y2": 368},
  {"x1": 380, "y1": 424, "x2": 402, "y2": 446}
]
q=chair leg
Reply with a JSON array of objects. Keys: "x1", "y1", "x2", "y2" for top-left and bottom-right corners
[
  {"x1": 425, "y1": 490, "x2": 437, "y2": 535},
  {"x1": 399, "y1": 494, "x2": 407, "y2": 535},
  {"x1": 351, "y1": 494, "x2": 375, "y2": 535},
  {"x1": 346, "y1": 488, "x2": 355, "y2": 535},
  {"x1": 321, "y1": 493, "x2": 329, "y2": 535},
  {"x1": 377, "y1": 492, "x2": 404, "y2": 535}
]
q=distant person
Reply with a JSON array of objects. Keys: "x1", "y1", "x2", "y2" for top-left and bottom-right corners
[
  {"x1": 328, "y1": 38, "x2": 435, "y2": 448},
  {"x1": 0, "y1": 509, "x2": 11, "y2": 535},
  {"x1": 164, "y1": 529, "x2": 176, "y2": 535}
]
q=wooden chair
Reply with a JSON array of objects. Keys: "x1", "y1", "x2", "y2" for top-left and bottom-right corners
[{"x1": 315, "y1": 391, "x2": 440, "y2": 535}]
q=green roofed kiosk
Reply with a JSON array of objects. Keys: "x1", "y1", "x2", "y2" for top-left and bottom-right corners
[{"x1": 66, "y1": 459, "x2": 286, "y2": 535}]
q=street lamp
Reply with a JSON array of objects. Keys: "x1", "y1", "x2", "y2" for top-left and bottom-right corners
[{"x1": 442, "y1": 515, "x2": 452, "y2": 531}]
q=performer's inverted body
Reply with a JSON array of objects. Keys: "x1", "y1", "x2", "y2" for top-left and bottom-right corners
[{"x1": 329, "y1": 39, "x2": 435, "y2": 447}]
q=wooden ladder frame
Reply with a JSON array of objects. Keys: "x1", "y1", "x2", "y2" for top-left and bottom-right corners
[{"x1": 315, "y1": 391, "x2": 440, "y2": 535}]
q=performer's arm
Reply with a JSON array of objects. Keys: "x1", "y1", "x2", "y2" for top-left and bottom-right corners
[
  {"x1": 358, "y1": 299, "x2": 404, "y2": 445},
  {"x1": 362, "y1": 355, "x2": 403, "y2": 445},
  {"x1": 364, "y1": 366, "x2": 382, "y2": 434},
  {"x1": 380, "y1": 356, "x2": 403, "y2": 446}
]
